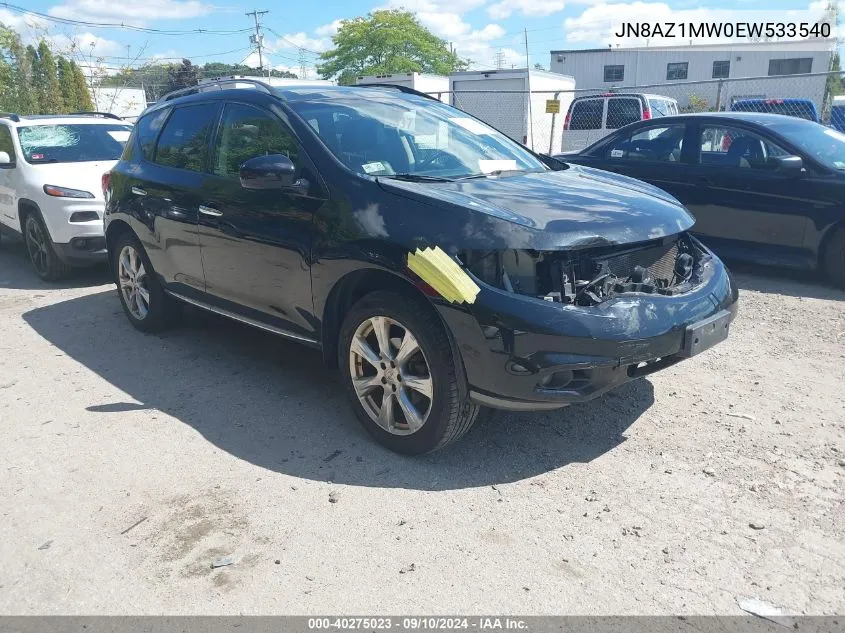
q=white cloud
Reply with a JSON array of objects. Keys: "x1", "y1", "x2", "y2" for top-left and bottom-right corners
[
  {"x1": 270, "y1": 32, "x2": 332, "y2": 52},
  {"x1": 381, "y1": 0, "x2": 486, "y2": 13},
  {"x1": 563, "y1": 3, "x2": 834, "y2": 45},
  {"x1": 314, "y1": 19, "x2": 344, "y2": 37},
  {"x1": 0, "y1": 8, "x2": 49, "y2": 35},
  {"x1": 48, "y1": 0, "x2": 213, "y2": 27},
  {"x1": 487, "y1": 0, "x2": 566, "y2": 19},
  {"x1": 48, "y1": 32, "x2": 124, "y2": 58}
]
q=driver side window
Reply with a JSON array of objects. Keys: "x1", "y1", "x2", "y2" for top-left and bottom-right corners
[
  {"x1": 212, "y1": 103, "x2": 299, "y2": 179},
  {"x1": 606, "y1": 124, "x2": 686, "y2": 163},
  {"x1": 698, "y1": 125, "x2": 788, "y2": 170}
]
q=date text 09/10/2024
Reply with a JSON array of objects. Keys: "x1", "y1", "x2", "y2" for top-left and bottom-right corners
[{"x1": 307, "y1": 617, "x2": 529, "y2": 630}]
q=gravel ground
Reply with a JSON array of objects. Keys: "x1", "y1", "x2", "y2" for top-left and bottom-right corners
[{"x1": 0, "y1": 241, "x2": 843, "y2": 615}]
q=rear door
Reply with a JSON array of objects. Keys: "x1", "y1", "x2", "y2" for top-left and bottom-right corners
[
  {"x1": 563, "y1": 97, "x2": 605, "y2": 151},
  {"x1": 605, "y1": 97, "x2": 642, "y2": 130},
  {"x1": 681, "y1": 122, "x2": 813, "y2": 265},
  {"x1": 0, "y1": 125, "x2": 18, "y2": 230},
  {"x1": 198, "y1": 101, "x2": 325, "y2": 340},
  {"x1": 123, "y1": 102, "x2": 220, "y2": 294}
]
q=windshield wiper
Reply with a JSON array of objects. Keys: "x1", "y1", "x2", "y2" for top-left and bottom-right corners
[
  {"x1": 457, "y1": 168, "x2": 534, "y2": 180},
  {"x1": 380, "y1": 173, "x2": 455, "y2": 182}
]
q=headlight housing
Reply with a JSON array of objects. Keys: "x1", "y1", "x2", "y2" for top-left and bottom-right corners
[{"x1": 43, "y1": 185, "x2": 94, "y2": 199}]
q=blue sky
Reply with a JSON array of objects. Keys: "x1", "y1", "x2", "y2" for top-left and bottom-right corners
[{"x1": 2, "y1": 0, "x2": 834, "y2": 78}]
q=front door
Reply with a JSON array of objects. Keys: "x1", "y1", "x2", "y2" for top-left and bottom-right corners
[
  {"x1": 198, "y1": 101, "x2": 325, "y2": 340},
  {"x1": 682, "y1": 122, "x2": 813, "y2": 266},
  {"x1": 0, "y1": 125, "x2": 19, "y2": 230}
]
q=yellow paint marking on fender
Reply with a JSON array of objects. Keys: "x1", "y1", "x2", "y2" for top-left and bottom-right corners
[{"x1": 407, "y1": 247, "x2": 480, "y2": 305}]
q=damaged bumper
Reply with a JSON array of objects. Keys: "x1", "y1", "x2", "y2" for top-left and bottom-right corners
[{"x1": 436, "y1": 242, "x2": 738, "y2": 411}]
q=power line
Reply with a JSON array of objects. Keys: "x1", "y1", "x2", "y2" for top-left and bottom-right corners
[
  {"x1": 265, "y1": 27, "x2": 323, "y2": 56},
  {"x1": 0, "y1": 2, "x2": 253, "y2": 35}
]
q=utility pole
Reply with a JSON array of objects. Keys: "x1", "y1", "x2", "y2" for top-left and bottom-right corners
[{"x1": 246, "y1": 9, "x2": 268, "y2": 73}]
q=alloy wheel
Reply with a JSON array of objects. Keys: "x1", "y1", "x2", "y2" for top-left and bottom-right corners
[
  {"x1": 26, "y1": 218, "x2": 48, "y2": 276},
  {"x1": 348, "y1": 315, "x2": 434, "y2": 435},
  {"x1": 118, "y1": 244, "x2": 150, "y2": 320}
]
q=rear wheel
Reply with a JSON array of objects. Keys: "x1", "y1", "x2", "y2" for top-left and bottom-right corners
[
  {"x1": 113, "y1": 232, "x2": 180, "y2": 332},
  {"x1": 338, "y1": 291, "x2": 480, "y2": 454},
  {"x1": 823, "y1": 227, "x2": 845, "y2": 289},
  {"x1": 23, "y1": 213, "x2": 71, "y2": 281}
]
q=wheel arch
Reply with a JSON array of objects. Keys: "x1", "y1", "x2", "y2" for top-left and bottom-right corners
[
  {"x1": 818, "y1": 218, "x2": 845, "y2": 269},
  {"x1": 319, "y1": 268, "x2": 469, "y2": 397},
  {"x1": 17, "y1": 198, "x2": 42, "y2": 232}
]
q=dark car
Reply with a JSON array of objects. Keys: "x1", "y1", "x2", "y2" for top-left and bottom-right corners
[
  {"x1": 104, "y1": 80, "x2": 737, "y2": 454},
  {"x1": 557, "y1": 112, "x2": 845, "y2": 288},
  {"x1": 729, "y1": 98, "x2": 820, "y2": 122}
]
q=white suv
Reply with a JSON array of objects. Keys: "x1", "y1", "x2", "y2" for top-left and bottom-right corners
[{"x1": 0, "y1": 113, "x2": 133, "y2": 280}]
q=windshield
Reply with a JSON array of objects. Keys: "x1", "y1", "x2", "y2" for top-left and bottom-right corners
[
  {"x1": 288, "y1": 95, "x2": 546, "y2": 180},
  {"x1": 773, "y1": 121, "x2": 845, "y2": 170},
  {"x1": 17, "y1": 124, "x2": 133, "y2": 164}
]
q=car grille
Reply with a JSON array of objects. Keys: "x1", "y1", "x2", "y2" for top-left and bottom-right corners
[{"x1": 602, "y1": 240, "x2": 679, "y2": 282}]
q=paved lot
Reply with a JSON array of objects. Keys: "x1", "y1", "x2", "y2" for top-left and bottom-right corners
[{"x1": 0, "y1": 241, "x2": 843, "y2": 615}]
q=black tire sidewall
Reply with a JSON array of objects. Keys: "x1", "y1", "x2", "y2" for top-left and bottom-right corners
[
  {"x1": 338, "y1": 292, "x2": 460, "y2": 455},
  {"x1": 824, "y1": 229, "x2": 845, "y2": 289},
  {"x1": 113, "y1": 233, "x2": 167, "y2": 332},
  {"x1": 24, "y1": 214, "x2": 59, "y2": 280}
]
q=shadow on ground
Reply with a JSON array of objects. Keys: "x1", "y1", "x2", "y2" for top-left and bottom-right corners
[
  {"x1": 23, "y1": 289, "x2": 654, "y2": 491},
  {"x1": 0, "y1": 241, "x2": 111, "y2": 290},
  {"x1": 727, "y1": 260, "x2": 845, "y2": 301}
]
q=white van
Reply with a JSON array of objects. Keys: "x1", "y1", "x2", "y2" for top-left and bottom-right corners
[{"x1": 561, "y1": 93, "x2": 678, "y2": 152}]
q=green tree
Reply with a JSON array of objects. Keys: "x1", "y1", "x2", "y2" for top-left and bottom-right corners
[
  {"x1": 56, "y1": 56, "x2": 78, "y2": 112},
  {"x1": 25, "y1": 45, "x2": 40, "y2": 113},
  {"x1": 7, "y1": 31, "x2": 37, "y2": 113},
  {"x1": 317, "y1": 10, "x2": 467, "y2": 85},
  {"x1": 33, "y1": 41, "x2": 63, "y2": 113},
  {"x1": 70, "y1": 61, "x2": 94, "y2": 110},
  {"x1": 165, "y1": 58, "x2": 200, "y2": 93}
]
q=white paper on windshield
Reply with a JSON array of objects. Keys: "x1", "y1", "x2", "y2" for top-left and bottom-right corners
[
  {"x1": 107, "y1": 130, "x2": 131, "y2": 142},
  {"x1": 834, "y1": 161, "x2": 845, "y2": 169},
  {"x1": 478, "y1": 159, "x2": 517, "y2": 174},
  {"x1": 449, "y1": 117, "x2": 492, "y2": 135},
  {"x1": 361, "y1": 161, "x2": 387, "y2": 174},
  {"x1": 610, "y1": 149, "x2": 624, "y2": 158},
  {"x1": 824, "y1": 128, "x2": 845, "y2": 142}
]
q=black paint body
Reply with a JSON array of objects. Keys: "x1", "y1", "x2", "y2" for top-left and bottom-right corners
[
  {"x1": 105, "y1": 86, "x2": 738, "y2": 410},
  {"x1": 559, "y1": 112, "x2": 845, "y2": 273}
]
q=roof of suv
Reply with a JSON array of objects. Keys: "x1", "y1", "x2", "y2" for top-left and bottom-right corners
[{"x1": 0, "y1": 113, "x2": 128, "y2": 127}]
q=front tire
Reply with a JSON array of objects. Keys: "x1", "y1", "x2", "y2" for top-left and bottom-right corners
[
  {"x1": 823, "y1": 226, "x2": 845, "y2": 289},
  {"x1": 113, "y1": 232, "x2": 180, "y2": 333},
  {"x1": 338, "y1": 291, "x2": 480, "y2": 454},
  {"x1": 23, "y1": 213, "x2": 71, "y2": 281}
]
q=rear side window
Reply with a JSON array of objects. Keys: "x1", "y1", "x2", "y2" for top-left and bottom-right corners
[
  {"x1": 569, "y1": 99, "x2": 603, "y2": 130},
  {"x1": 136, "y1": 108, "x2": 171, "y2": 160},
  {"x1": 606, "y1": 98, "x2": 641, "y2": 129},
  {"x1": 153, "y1": 103, "x2": 218, "y2": 172}
]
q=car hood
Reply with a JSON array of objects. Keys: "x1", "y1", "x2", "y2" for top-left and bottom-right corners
[
  {"x1": 28, "y1": 160, "x2": 119, "y2": 202},
  {"x1": 377, "y1": 165, "x2": 694, "y2": 250}
]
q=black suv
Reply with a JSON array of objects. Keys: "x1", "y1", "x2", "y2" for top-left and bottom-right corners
[{"x1": 104, "y1": 79, "x2": 738, "y2": 454}]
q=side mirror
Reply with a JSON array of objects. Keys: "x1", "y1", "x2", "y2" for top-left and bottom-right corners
[
  {"x1": 773, "y1": 155, "x2": 803, "y2": 174},
  {"x1": 239, "y1": 154, "x2": 296, "y2": 190},
  {"x1": 0, "y1": 151, "x2": 12, "y2": 166}
]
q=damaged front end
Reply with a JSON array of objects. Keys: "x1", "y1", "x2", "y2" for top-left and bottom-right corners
[{"x1": 460, "y1": 232, "x2": 705, "y2": 306}]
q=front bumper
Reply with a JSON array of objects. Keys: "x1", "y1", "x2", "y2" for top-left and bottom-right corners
[
  {"x1": 436, "y1": 246, "x2": 738, "y2": 411},
  {"x1": 53, "y1": 235, "x2": 108, "y2": 266}
]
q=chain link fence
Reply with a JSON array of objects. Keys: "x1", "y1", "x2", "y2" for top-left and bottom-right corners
[{"x1": 427, "y1": 70, "x2": 844, "y2": 155}]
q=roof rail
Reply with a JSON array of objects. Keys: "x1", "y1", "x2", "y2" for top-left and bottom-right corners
[
  {"x1": 71, "y1": 111, "x2": 123, "y2": 120},
  {"x1": 159, "y1": 78, "x2": 275, "y2": 102},
  {"x1": 356, "y1": 83, "x2": 439, "y2": 102},
  {"x1": 0, "y1": 112, "x2": 21, "y2": 122}
]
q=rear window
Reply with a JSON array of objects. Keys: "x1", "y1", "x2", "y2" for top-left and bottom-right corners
[
  {"x1": 16, "y1": 123, "x2": 133, "y2": 164},
  {"x1": 569, "y1": 99, "x2": 603, "y2": 130},
  {"x1": 606, "y1": 98, "x2": 641, "y2": 129}
]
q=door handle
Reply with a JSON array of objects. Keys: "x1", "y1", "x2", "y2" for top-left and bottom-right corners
[
  {"x1": 199, "y1": 204, "x2": 223, "y2": 217},
  {"x1": 131, "y1": 186, "x2": 147, "y2": 196}
]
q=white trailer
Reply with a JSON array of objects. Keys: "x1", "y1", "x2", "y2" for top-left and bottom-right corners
[
  {"x1": 356, "y1": 73, "x2": 450, "y2": 102},
  {"x1": 448, "y1": 69, "x2": 576, "y2": 154}
]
